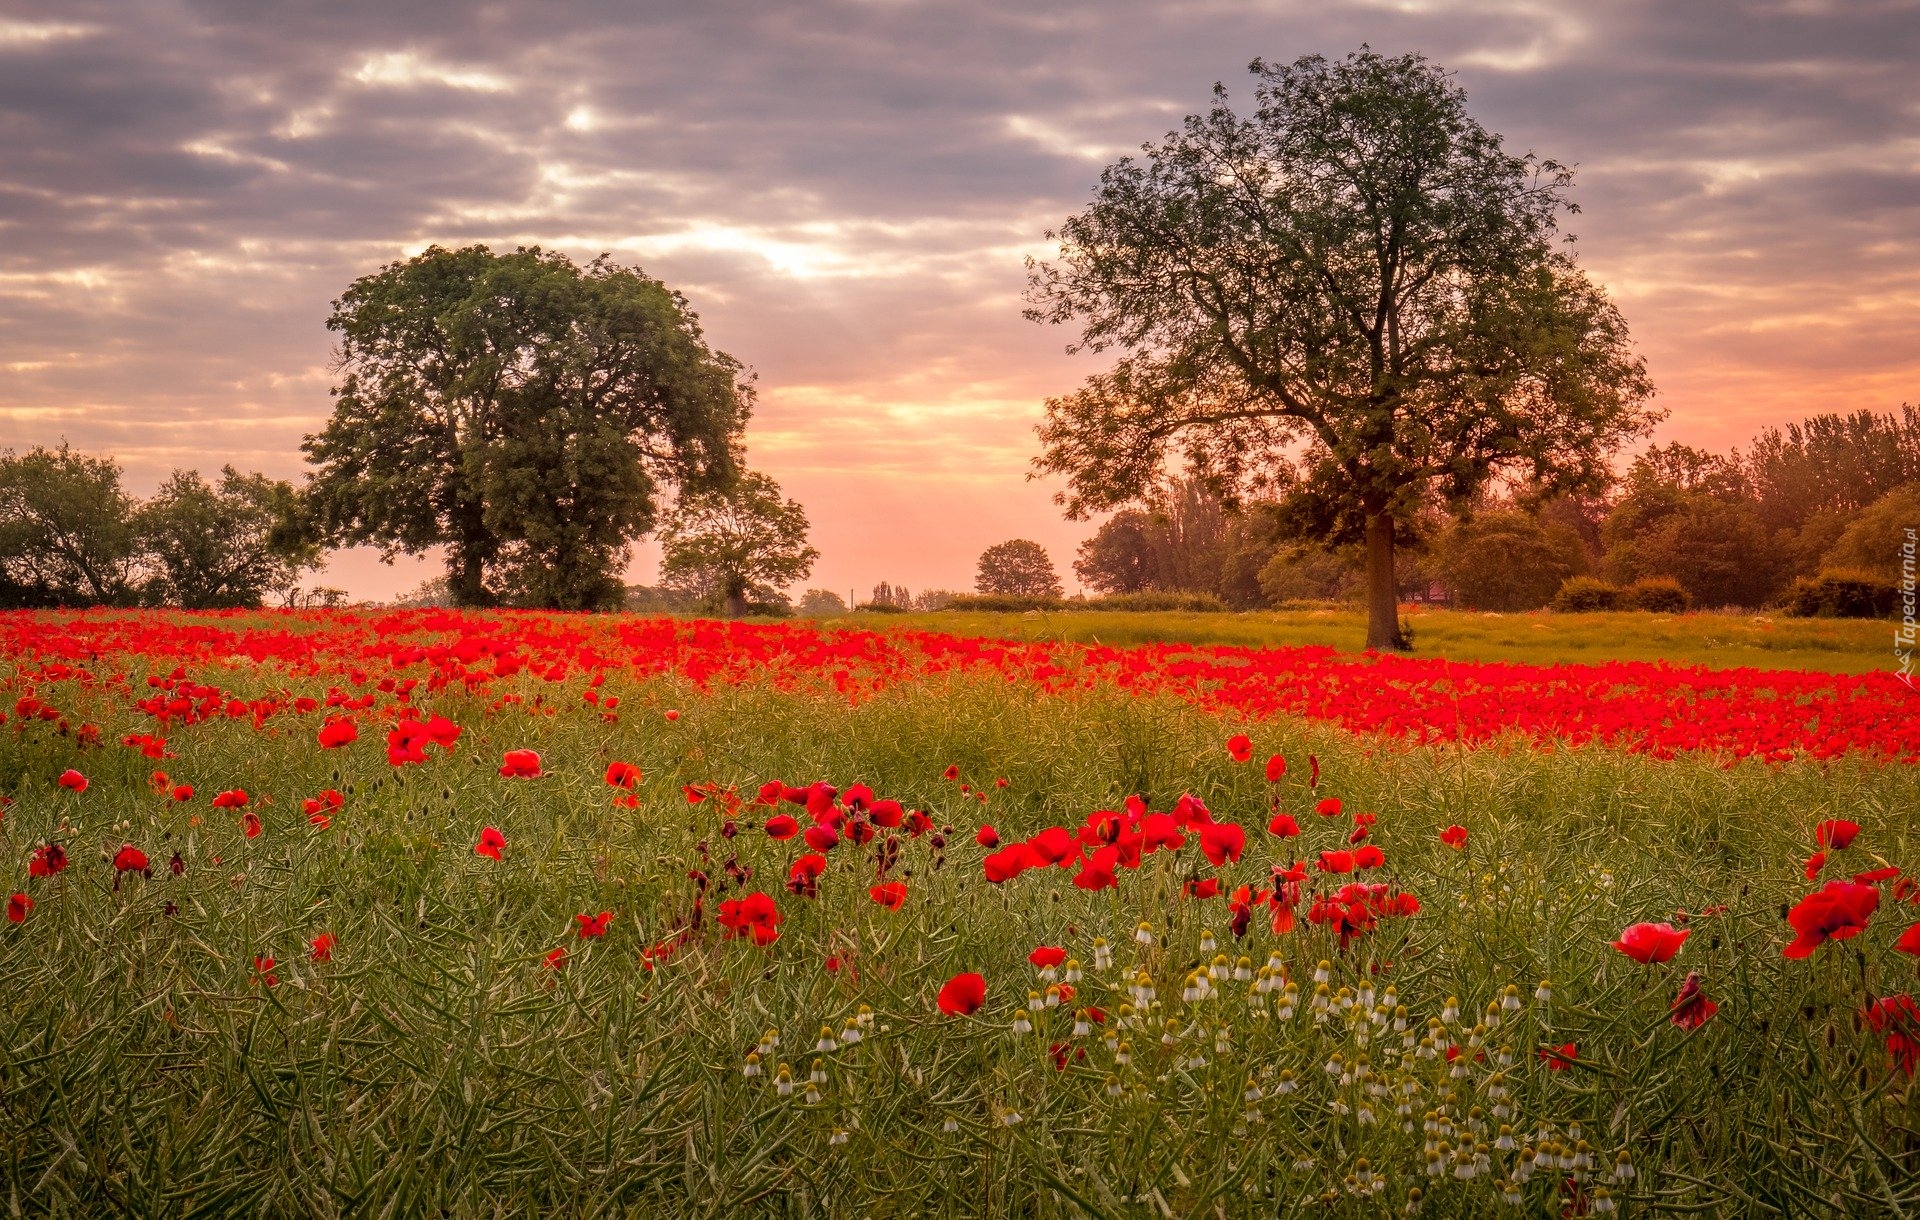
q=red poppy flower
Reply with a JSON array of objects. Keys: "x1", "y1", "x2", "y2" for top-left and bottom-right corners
[
  {"x1": 786, "y1": 853, "x2": 828, "y2": 898},
  {"x1": 1226, "y1": 734, "x2": 1253, "y2": 763},
  {"x1": 868, "y1": 799, "x2": 905, "y2": 828},
  {"x1": 1439, "y1": 824, "x2": 1468, "y2": 850},
  {"x1": 310, "y1": 932, "x2": 336, "y2": 961},
  {"x1": 242, "y1": 811, "x2": 262, "y2": 839},
  {"x1": 57, "y1": 769, "x2": 87, "y2": 793},
  {"x1": 543, "y1": 947, "x2": 568, "y2": 971},
  {"x1": 1815, "y1": 819, "x2": 1859, "y2": 850},
  {"x1": 803, "y1": 823, "x2": 839, "y2": 851},
  {"x1": 1540, "y1": 1042, "x2": 1577, "y2": 1070},
  {"x1": 1027, "y1": 827, "x2": 1075, "y2": 866},
  {"x1": 1611, "y1": 921, "x2": 1690, "y2": 964},
  {"x1": 576, "y1": 911, "x2": 613, "y2": 939},
  {"x1": 976, "y1": 824, "x2": 1000, "y2": 849},
  {"x1": 1264, "y1": 753, "x2": 1286, "y2": 782},
  {"x1": 604, "y1": 761, "x2": 641, "y2": 790},
  {"x1": 171, "y1": 784, "x2": 193, "y2": 802},
  {"x1": 1028, "y1": 946, "x2": 1067, "y2": 969},
  {"x1": 1895, "y1": 922, "x2": 1920, "y2": 957},
  {"x1": 212, "y1": 789, "x2": 248, "y2": 809},
  {"x1": 664, "y1": 709, "x2": 680, "y2": 721},
  {"x1": 1354, "y1": 844, "x2": 1385, "y2": 870},
  {"x1": 1184, "y1": 878, "x2": 1221, "y2": 899},
  {"x1": 113, "y1": 844, "x2": 150, "y2": 874},
  {"x1": 1669, "y1": 971, "x2": 1718, "y2": 1030},
  {"x1": 1316, "y1": 850, "x2": 1355, "y2": 874},
  {"x1": 28, "y1": 843, "x2": 68, "y2": 878},
  {"x1": 1072, "y1": 846, "x2": 1120, "y2": 891},
  {"x1": 1866, "y1": 995, "x2": 1920, "y2": 1077},
  {"x1": 474, "y1": 826, "x2": 506, "y2": 860},
  {"x1": 937, "y1": 971, "x2": 986, "y2": 1015},
  {"x1": 717, "y1": 891, "x2": 783, "y2": 945},
  {"x1": 1855, "y1": 866, "x2": 1901, "y2": 884},
  {"x1": 6, "y1": 893, "x2": 30, "y2": 924},
  {"x1": 499, "y1": 749, "x2": 542, "y2": 778},
  {"x1": 942, "y1": 765, "x2": 960, "y2": 781},
  {"x1": 1314, "y1": 797, "x2": 1342, "y2": 817},
  {"x1": 1267, "y1": 813, "x2": 1300, "y2": 838},
  {"x1": 253, "y1": 955, "x2": 278, "y2": 987},
  {"x1": 762, "y1": 814, "x2": 798, "y2": 840},
  {"x1": 870, "y1": 882, "x2": 907, "y2": 911},
  {"x1": 1784, "y1": 880, "x2": 1880, "y2": 959},
  {"x1": 317, "y1": 719, "x2": 358, "y2": 749},
  {"x1": 1198, "y1": 821, "x2": 1246, "y2": 867},
  {"x1": 1308, "y1": 755, "x2": 1320, "y2": 789}
]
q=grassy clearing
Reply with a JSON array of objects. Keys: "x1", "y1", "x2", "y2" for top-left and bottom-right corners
[
  {"x1": 840, "y1": 606, "x2": 1896, "y2": 674},
  {"x1": 2, "y1": 650, "x2": 1918, "y2": 1215}
]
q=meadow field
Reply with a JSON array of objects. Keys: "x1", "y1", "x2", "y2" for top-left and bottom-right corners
[
  {"x1": 1, "y1": 608, "x2": 1918, "y2": 1216},
  {"x1": 851, "y1": 606, "x2": 1895, "y2": 675}
]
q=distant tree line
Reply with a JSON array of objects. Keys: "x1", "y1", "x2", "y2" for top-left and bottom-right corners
[
  {"x1": 1066, "y1": 405, "x2": 1919, "y2": 615},
  {"x1": 0, "y1": 444, "x2": 334, "y2": 610}
]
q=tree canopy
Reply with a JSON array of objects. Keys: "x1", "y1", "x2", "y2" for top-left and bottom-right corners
[
  {"x1": 658, "y1": 470, "x2": 817, "y2": 617},
  {"x1": 1027, "y1": 48, "x2": 1658, "y2": 648},
  {"x1": 0, "y1": 444, "x2": 141, "y2": 607},
  {"x1": 139, "y1": 467, "x2": 315, "y2": 610},
  {"x1": 303, "y1": 245, "x2": 751, "y2": 610},
  {"x1": 976, "y1": 539, "x2": 1063, "y2": 598}
]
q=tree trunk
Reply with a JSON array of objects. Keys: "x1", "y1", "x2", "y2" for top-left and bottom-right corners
[
  {"x1": 1364, "y1": 510, "x2": 1410, "y2": 652},
  {"x1": 453, "y1": 545, "x2": 494, "y2": 608}
]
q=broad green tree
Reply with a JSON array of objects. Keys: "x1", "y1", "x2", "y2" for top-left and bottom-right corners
[
  {"x1": 1027, "y1": 49, "x2": 1658, "y2": 649},
  {"x1": 1437, "y1": 508, "x2": 1588, "y2": 611},
  {"x1": 975, "y1": 539, "x2": 1063, "y2": 599},
  {"x1": 303, "y1": 245, "x2": 751, "y2": 610},
  {"x1": 0, "y1": 443, "x2": 140, "y2": 607},
  {"x1": 137, "y1": 467, "x2": 316, "y2": 609},
  {"x1": 1603, "y1": 447, "x2": 1776, "y2": 608},
  {"x1": 658, "y1": 471, "x2": 817, "y2": 618}
]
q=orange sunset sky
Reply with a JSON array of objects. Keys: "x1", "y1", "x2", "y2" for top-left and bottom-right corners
[{"x1": 2, "y1": 1, "x2": 1917, "y2": 601}]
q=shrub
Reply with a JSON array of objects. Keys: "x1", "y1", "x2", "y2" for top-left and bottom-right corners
[
  {"x1": 938, "y1": 593, "x2": 1067, "y2": 612},
  {"x1": 1781, "y1": 569, "x2": 1899, "y2": 619},
  {"x1": 1551, "y1": 576, "x2": 1619, "y2": 613},
  {"x1": 852, "y1": 601, "x2": 910, "y2": 614},
  {"x1": 1618, "y1": 577, "x2": 1690, "y2": 614},
  {"x1": 1083, "y1": 591, "x2": 1228, "y2": 613}
]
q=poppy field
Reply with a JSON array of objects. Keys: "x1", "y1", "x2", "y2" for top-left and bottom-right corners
[{"x1": 2, "y1": 608, "x2": 1919, "y2": 1216}]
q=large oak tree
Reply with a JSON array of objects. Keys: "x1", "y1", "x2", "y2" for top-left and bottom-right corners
[
  {"x1": 304, "y1": 245, "x2": 751, "y2": 610},
  {"x1": 1027, "y1": 49, "x2": 1658, "y2": 649}
]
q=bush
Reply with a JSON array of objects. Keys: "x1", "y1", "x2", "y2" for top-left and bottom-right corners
[
  {"x1": 852, "y1": 601, "x2": 910, "y2": 614},
  {"x1": 1083, "y1": 591, "x2": 1228, "y2": 613},
  {"x1": 1781, "y1": 569, "x2": 1899, "y2": 619},
  {"x1": 1551, "y1": 576, "x2": 1619, "y2": 613},
  {"x1": 1617, "y1": 577, "x2": 1690, "y2": 614}
]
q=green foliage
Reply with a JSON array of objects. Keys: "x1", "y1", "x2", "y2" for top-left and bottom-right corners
[
  {"x1": 1616, "y1": 577, "x2": 1691, "y2": 614},
  {"x1": 1604, "y1": 448, "x2": 1776, "y2": 608},
  {"x1": 1781, "y1": 570, "x2": 1899, "y2": 619},
  {"x1": 0, "y1": 443, "x2": 141, "y2": 607},
  {"x1": 974, "y1": 539, "x2": 1063, "y2": 599},
  {"x1": 1551, "y1": 577, "x2": 1619, "y2": 613},
  {"x1": 1258, "y1": 550, "x2": 1361, "y2": 605},
  {"x1": 1438, "y1": 510, "x2": 1589, "y2": 611},
  {"x1": 1027, "y1": 49, "x2": 1658, "y2": 650},
  {"x1": 796, "y1": 589, "x2": 849, "y2": 617},
  {"x1": 303, "y1": 245, "x2": 751, "y2": 609},
  {"x1": 1745, "y1": 405, "x2": 1920, "y2": 538},
  {"x1": 136, "y1": 466, "x2": 316, "y2": 609},
  {"x1": 658, "y1": 470, "x2": 818, "y2": 618},
  {"x1": 942, "y1": 591, "x2": 1230, "y2": 613},
  {"x1": 1822, "y1": 483, "x2": 1920, "y2": 580},
  {"x1": 1074, "y1": 481, "x2": 1278, "y2": 607}
]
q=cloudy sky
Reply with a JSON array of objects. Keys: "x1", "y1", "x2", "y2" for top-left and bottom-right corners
[{"x1": 2, "y1": 0, "x2": 1916, "y2": 602}]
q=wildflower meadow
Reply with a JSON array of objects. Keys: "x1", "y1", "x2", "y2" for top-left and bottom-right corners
[{"x1": 3, "y1": 607, "x2": 1919, "y2": 1215}]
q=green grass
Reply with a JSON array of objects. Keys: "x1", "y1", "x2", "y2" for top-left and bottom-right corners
[
  {"x1": 2, "y1": 658, "x2": 1918, "y2": 1215},
  {"x1": 836, "y1": 606, "x2": 1897, "y2": 673}
]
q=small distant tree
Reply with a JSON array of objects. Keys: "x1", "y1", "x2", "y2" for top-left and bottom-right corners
[
  {"x1": 1603, "y1": 448, "x2": 1774, "y2": 607},
  {"x1": 976, "y1": 539, "x2": 1063, "y2": 598},
  {"x1": 137, "y1": 467, "x2": 318, "y2": 609},
  {"x1": 0, "y1": 443, "x2": 141, "y2": 607},
  {"x1": 797, "y1": 588, "x2": 849, "y2": 616},
  {"x1": 914, "y1": 588, "x2": 961, "y2": 611},
  {"x1": 1437, "y1": 510, "x2": 1588, "y2": 611},
  {"x1": 869, "y1": 581, "x2": 914, "y2": 609},
  {"x1": 1822, "y1": 484, "x2": 1920, "y2": 580},
  {"x1": 659, "y1": 471, "x2": 818, "y2": 617},
  {"x1": 1075, "y1": 511, "x2": 1156, "y2": 594}
]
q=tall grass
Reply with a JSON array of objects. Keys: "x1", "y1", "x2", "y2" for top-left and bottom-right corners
[{"x1": 1, "y1": 667, "x2": 1916, "y2": 1214}]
